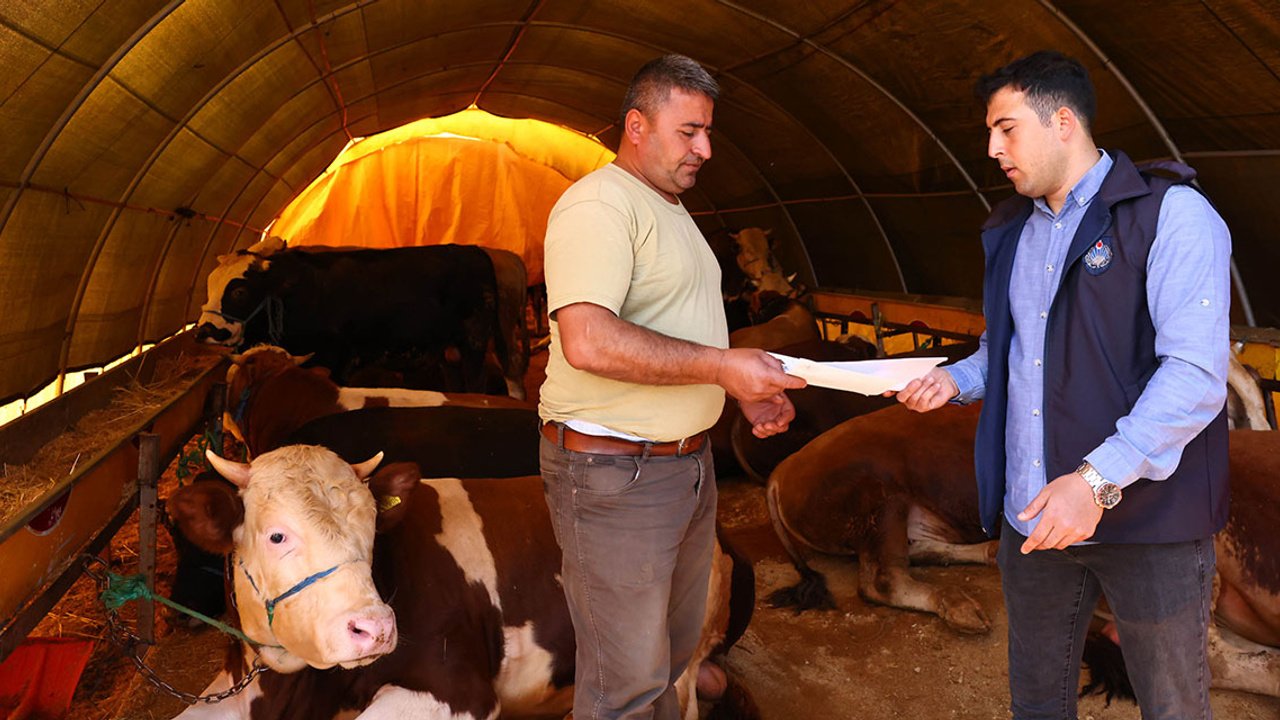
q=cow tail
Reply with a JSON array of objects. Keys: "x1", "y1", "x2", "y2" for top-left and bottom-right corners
[
  {"x1": 1080, "y1": 631, "x2": 1136, "y2": 705},
  {"x1": 484, "y1": 251, "x2": 510, "y2": 381},
  {"x1": 765, "y1": 479, "x2": 837, "y2": 612},
  {"x1": 729, "y1": 416, "x2": 767, "y2": 485}
]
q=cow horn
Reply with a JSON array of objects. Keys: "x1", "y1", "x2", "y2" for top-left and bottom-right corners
[
  {"x1": 351, "y1": 452, "x2": 384, "y2": 480},
  {"x1": 222, "y1": 351, "x2": 246, "y2": 366},
  {"x1": 205, "y1": 449, "x2": 253, "y2": 487},
  {"x1": 290, "y1": 352, "x2": 314, "y2": 366}
]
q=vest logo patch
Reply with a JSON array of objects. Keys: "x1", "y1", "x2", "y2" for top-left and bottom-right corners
[{"x1": 1083, "y1": 237, "x2": 1113, "y2": 274}]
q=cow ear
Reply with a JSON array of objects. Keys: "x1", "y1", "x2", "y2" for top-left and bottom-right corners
[
  {"x1": 366, "y1": 462, "x2": 420, "y2": 533},
  {"x1": 168, "y1": 477, "x2": 243, "y2": 554},
  {"x1": 206, "y1": 450, "x2": 252, "y2": 487},
  {"x1": 350, "y1": 452, "x2": 384, "y2": 479}
]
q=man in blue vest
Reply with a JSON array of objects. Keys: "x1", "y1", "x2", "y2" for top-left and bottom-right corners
[{"x1": 894, "y1": 51, "x2": 1231, "y2": 718}]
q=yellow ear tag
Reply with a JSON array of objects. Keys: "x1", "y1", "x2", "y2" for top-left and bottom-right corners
[{"x1": 377, "y1": 495, "x2": 403, "y2": 513}]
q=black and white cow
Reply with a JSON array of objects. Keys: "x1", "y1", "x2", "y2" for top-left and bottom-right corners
[{"x1": 195, "y1": 241, "x2": 528, "y2": 398}]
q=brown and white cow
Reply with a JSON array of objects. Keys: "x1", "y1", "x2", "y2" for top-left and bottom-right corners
[
  {"x1": 169, "y1": 446, "x2": 752, "y2": 719},
  {"x1": 1226, "y1": 349, "x2": 1271, "y2": 431},
  {"x1": 766, "y1": 402, "x2": 995, "y2": 634},
  {"x1": 224, "y1": 345, "x2": 531, "y2": 458},
  {"x1": 730, "y1": 228, "x2": 795, "y2": 298}
]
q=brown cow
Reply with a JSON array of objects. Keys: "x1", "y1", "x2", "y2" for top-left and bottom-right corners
[
  {"x1": 728, "y1": 340, "x2": 975, "y2": 484},
  {"x1": 727, "y1": 300, "x2": 819, "y2": 352},
  {"x1": 225, "y1": 345, "x2": 531, "y2": 457},
  {"x1": 766, "y1": 402, "x2": 995, "y2": 634},
  {"x1": 169, "y1": 447, "x2": 754, "y2": 719}
]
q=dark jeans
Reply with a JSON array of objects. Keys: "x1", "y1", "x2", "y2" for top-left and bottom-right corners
[
  {"x1": 539, "y1": 431, "x2": 717, "y2": 720},
  {"x1": 997, "y1": 517, "x2": 1215, "y2": 720}
]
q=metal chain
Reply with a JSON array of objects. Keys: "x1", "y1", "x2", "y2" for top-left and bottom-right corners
[{"x1": 82, "y1": 555, "x2": 265, "y2": 705}]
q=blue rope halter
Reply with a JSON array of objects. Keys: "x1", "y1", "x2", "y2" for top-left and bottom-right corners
[
  {"x1": 207, "y1": 295, "x2": 285, "y2": 345},
  {"x1": 236, "y1": 555, "x2": 347, "y2": 629}
]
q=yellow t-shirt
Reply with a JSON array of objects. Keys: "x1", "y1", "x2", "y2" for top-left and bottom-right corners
[{"x1": 538, "y1": 163, "x2": 729, "y2": 442}]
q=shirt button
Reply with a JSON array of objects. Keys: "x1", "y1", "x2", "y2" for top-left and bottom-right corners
[
  {"x1": 1034, "y1": 359, "x2": 1042, "y2": 367},
  {"x1": 1032, "y1": 409, "x2": 1041, "y2": 417},
  {"x1": 1033, "y1": 459, "x2": 1042, "y2": 467},
  {"x1": 1040, "y1": 311, "x2": 1047, "y2": 319},
  {"x1": 1200, "y1": 299, "x2": 1210, "y2": 306},
  {"x1": 1054, "y1": 222, "x2": 1062, "y2": 229},
  {"x1": 1046, "y1": 265, "x2": 1054, "y2": 272}
]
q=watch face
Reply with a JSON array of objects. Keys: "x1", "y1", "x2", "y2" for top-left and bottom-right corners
[{"x1": 1096, "y1": 483, "x2": 1122, "y2": 509}]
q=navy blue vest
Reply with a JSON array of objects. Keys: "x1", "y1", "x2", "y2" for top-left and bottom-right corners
[{"x1": 975, "y1": 150, "x2": 1229, "y2": 543}]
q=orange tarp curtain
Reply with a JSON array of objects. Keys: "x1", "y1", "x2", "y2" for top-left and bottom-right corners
[{"x1": 268, "y1": 109, "x2": 615, "y2": 285}]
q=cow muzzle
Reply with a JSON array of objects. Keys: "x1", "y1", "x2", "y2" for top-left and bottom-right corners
[
  {"x1": 336, "y1": 606, "x2": 398, "y2": 668},
  {"x1": 195, "y1": 320, "x2": 235, "y2": 345}
]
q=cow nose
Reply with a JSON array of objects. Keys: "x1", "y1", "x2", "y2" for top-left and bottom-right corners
[{"x1": 347, "y1": 611, "x2": 396, "y2": 656}]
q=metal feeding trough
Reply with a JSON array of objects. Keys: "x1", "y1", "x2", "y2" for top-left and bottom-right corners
[{"x1": 0, "y1": 331, "x2": 228, "y2": 665}]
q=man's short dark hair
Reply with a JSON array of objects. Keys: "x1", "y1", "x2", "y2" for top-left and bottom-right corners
[
  {"x1": 975, "y1": 50, "x2": 1096, "y2": 132},
  {"x1": 620, "y1": 55, "x2": 720, "y2": 126}
]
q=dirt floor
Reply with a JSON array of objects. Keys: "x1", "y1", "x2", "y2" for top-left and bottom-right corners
[{"x1": 26, "y1": 346, "x2": 1280, "y2": 719}]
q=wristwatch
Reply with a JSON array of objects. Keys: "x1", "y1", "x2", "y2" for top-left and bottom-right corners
[{"x1": 1076, "y1": 461, "x2": 1122, "y2": 510}]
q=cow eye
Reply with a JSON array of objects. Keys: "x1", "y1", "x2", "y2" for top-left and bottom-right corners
[
  {"x1": 230, "y1": 287, "x2": 248, "y2": 301},
  {"x1": 269, "y1": 532, "x2": 285, "y2": 544}
]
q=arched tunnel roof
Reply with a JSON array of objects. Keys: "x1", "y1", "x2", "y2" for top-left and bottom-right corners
[{"x1": 1, "y1": 0, "x2": 1277, "y2": 405}]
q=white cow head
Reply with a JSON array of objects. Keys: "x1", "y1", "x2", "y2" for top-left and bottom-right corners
[
  {"x1": 195, "y1": 237, "x2": 287, "y2": 346},
  {"x1": 203, "y1": 445, "x2": 398, "y2": 672},
  {"x1": 731, "y1": 227, "x2": 796, "y2": 297}
]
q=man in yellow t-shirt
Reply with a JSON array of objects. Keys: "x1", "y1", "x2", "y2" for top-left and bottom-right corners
[{"x1": 538, "y1": 55, "x2": 806, "y2": 720}]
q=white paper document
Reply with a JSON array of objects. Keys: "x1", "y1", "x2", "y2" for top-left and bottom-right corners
[{"x1": 768, "y1": 353, "x2": 947, "y2": 396}]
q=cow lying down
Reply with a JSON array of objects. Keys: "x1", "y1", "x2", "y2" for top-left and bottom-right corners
[
  {"x1": 766, "y1": 402, "x2": 996, "y2": 634},
  {"x1": 168, "y1": 445, "x2": 754, "y2": 719},
  {"x1": 1083, "y1": 429, "x2": 1280, "y2": 702}
]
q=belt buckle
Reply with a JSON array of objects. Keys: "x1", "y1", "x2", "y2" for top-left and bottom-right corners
[{"x1": 676, "y1": 435, "x2": 691, "y2": 456}]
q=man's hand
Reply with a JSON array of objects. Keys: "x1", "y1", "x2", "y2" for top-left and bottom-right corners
[
  {"x1": 740, "y1": 393, "x2": 797, "y2": 438},
  {"x1": 887, "y1": 367, "x2": 959, "y2": 413},
  {"x1": 716, "y1": 348, "x2": 806, "y2": 403},
  {"x1": 1016, "y1": 472, "x2": 1104, "y2": 553}
]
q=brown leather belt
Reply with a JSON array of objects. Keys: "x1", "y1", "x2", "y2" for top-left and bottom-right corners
[{"x1": 541, "y1": 422, "x2": 706, "y2": 457}]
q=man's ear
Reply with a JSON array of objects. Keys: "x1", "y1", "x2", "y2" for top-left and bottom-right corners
[
  {"x1": 623, "y1": 107, "x2": 646, "y2": 144},
  {"x1": 366, "y1": 462, "x2": 420, "y2": 533},
  {"x1": 1056, "y1": 106, "x2": 1078, "y2": 140}
]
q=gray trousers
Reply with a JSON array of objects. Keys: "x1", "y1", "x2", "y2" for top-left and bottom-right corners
[
  {"x1": 998, "y1": 517, "x2": 1216, "y2": 720},
  {"x1": 539, "y1": 431, "x2": 717, "y2": 720}
]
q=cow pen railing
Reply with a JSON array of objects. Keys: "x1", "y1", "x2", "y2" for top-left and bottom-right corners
[
  {"x1": 808, "y1": 290, "x2": 1280, "y2": 427},
  {"x1": 0, "y1": 332, "x2": 228, "y2": 664},
  {"x1": 808, "y1": 291, "x2": 982, "y2": 356}
]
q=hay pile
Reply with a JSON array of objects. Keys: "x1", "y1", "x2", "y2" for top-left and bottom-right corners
[{"x1": 0, "y1": 353, "x2": 222, "y2": 527}]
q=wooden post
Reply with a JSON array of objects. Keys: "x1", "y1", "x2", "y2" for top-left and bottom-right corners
[
  {"x1": 209, "y1": 381, "x2": 226, "y2": 459},
  {"x1": 871, "y1": 303, "x2": 886, "y2": 358},
  {"x1": 137, "y1": 432, "x2": 160, "y2": 647}
]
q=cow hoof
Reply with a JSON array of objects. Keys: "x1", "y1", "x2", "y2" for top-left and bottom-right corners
[
  {"x1": 937, "y1": 589, "x2": 991, "y2": 634},
  {"x1": 697, "y1": 661, "x2": 728, "y2": 700},
  {"x1": 984, "y1": 540, "x2": 999, "y2": 566}
]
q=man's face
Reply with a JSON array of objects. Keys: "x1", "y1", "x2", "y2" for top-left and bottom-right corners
[
  {"x1": 985, "y1": 87, "x2": 1068, "y2": 200},
  {"x1": 632, "y1": 87, "x2": 714, "y2": 198}
]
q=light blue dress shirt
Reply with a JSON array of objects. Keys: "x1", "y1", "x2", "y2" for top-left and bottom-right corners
[{"x1": 946, "y1": 151, "x2": 1232, "y2": 538}]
